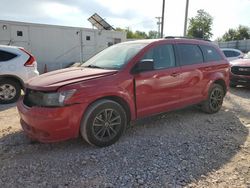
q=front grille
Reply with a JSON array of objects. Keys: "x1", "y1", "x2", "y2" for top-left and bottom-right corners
[
  {"x1": 231, "y1": 66, "x2": 250, "y2": 76},
  {"x1": 23, "y1": 89, "x2": 44, "y2": 107}
]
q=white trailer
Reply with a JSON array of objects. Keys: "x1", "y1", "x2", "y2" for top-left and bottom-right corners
[{"x1": 0, "y1": 20, "x2": 126, "y2": 73}]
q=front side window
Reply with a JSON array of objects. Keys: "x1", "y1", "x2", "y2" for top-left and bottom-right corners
[
  {"x1": 177, "y1": 44, "x2": 203, "y2": 65},
  {"x1": 82, "y1": 43, "x2": 148, "y2": 70},
  {"x1": 200, "y1": 45, "x2": 223, "y2": 62},
  {"x1": 142, "y1": 44, "x2": 175, "y2": 69},
  {"x1": 0, "y1": 50, "x2": 17, "y2": 62}
]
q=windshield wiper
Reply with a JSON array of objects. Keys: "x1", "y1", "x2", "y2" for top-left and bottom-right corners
[{"x1": 85, "y1": 65, "x2": 104, "y2": 69}]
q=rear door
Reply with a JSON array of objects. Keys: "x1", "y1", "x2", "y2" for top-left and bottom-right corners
[
  {"x1": 134, "y1": 43, "x2": 182, "y2": 118},
  {"x1": 175, "y1": 43, "x2": 206, "y2": 104}
]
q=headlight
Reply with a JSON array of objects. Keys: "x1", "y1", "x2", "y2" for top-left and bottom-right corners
[{"x1": 43, "y1": 89, "x2": 76, "y2": 107}]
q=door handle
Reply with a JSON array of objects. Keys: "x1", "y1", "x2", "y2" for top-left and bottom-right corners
[{"x1": 171, "y1": 72, "x2": 180, "y2": 77}]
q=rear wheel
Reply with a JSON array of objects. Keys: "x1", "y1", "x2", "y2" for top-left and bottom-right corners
[
  {"x1": 0, "y1": 79, "x2": 21, "y2": 104},
  {"x1": 201, "y1": 84, "x2": 225, "y2": 114},
  {"x1": 80, "y1": 99, "x2": 127, "y2": 147}
]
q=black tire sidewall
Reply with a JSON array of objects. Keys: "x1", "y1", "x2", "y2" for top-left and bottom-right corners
[
  {"x1": 204, "y1": 84, "x2": 224, "y2": 113},
  {"x1": 0, "y1": 79, "x2": 21, "y2": 104},
  {"x1": 81, "y1": 100, "x2": 127, "y2": 147}
]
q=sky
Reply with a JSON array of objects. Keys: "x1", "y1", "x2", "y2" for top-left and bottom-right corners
[{"x1": 1, "y1": 0, "x2": 250, "y2": 40}]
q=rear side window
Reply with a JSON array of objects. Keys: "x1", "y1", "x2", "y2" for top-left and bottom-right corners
[
  {"x1": 142, "y1": 44, "x2": 175, "y2": 69},
  {"x1": 200, "y1": 45, "x2": 223, "y2": 62},
  {"x1": 0, "y1": 50, "x2": 17, "y2": 62},
  {"x1": 177, "y1": 44, "x2": 203, "y2": 66},
  {"x1": 223, "y1": 50, "x2": 240, "y2": 57}
]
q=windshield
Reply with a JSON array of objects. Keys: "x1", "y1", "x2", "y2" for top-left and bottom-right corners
[{"x1": 82, "y1": 43, "x2": 148, "y2": 70}]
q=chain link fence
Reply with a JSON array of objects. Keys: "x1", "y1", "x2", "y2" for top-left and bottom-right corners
[{"x1": 217, "y1": 39, "x2": 250, "y2": 53}]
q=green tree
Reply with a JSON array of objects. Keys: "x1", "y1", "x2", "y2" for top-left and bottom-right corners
[
  {"x1": 219, "y1": 25, "x2": 250, "y2": 41},
  {"x1": 134, "y1": 31, "x2": 148, "y2": 39},
  {"x1": 126, "y1": 30, "x2": 135, "y2": 39},
  {"x1": 115, "y1": 28, "x2": 158, "y2": 39},
  {"x1": 147, "y1": 31, "x2": 158, "y2": 39},
  {"x1": 187, "y1": 9, "x2": 213, "y2": 40}
]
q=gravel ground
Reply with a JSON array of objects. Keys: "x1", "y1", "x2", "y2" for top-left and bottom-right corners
[{"x1": 0, "y1": 87, "x2": 249, "y2": 188}]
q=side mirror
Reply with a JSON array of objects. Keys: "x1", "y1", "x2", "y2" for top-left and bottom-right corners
[{"x1": 132, "y1": 59, "x2": 154, "y2": 74}]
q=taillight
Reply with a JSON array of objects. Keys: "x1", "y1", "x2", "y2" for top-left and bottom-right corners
[{"x1": 20, "y1": 48, "x2": 36, "y2": 67}]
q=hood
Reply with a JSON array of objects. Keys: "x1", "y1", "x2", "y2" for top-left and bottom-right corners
[
  {"x1": 230, "y1": 59, "x2": 250, "y2": 67},
  {"x1": 26, "y1": 67, "x2": 118, "y2": 91}
]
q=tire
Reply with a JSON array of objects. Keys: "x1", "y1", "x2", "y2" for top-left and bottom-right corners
[
  {"x1": 201, "y1": 84, "x2": 225, "y2": 114},
  {"x1": 0, "y1": 79, "x2": 21, "y2": 104},
  {"x1": 80, "y1": 99, "x2": 127, "y2": 147}
]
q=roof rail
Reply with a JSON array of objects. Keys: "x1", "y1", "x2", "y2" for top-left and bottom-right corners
[{"x1": 164, "y1": 36, "x2": 211, "y2": 42}]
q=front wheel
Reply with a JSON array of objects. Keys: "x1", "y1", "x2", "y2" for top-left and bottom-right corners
[
  {"x1": 201, "y1": 84, "x2": 225, "y2": 114},
  {"x1": 80, "y1": 99, "x2": 127, "y2": 147}
]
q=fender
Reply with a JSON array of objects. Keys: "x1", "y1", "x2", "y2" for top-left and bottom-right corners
[
  {"x1": 68, "y1": 80, "x2": 136, "y2": 121},
  {"x1": 202, "y1": 71, "x2": 228, "y2": 98},
  {"x1": 0, "y1": 74, "x2": 25, "y2": 89}
]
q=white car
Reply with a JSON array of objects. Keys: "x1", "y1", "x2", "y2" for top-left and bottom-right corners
[
  {"x1": 221, "y1": 48, "x2": 244, "y2": 61},
  {"x1": 244, "y1": 51, "x2": 250, "y2": 59},
  {"x1": 0, "y1": 45, "x2": 39, "y2": 104}
]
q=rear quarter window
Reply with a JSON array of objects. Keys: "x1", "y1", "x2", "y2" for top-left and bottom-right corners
[
  {"x1": 0, "y1": 50, "x2": 17, "y2": 62},
  {"x1": 176, "y1": 44, "x2": 203, "y2": 66},
  {"x1": 200, "y1": 45, "x2": 223, "y2": 62}
]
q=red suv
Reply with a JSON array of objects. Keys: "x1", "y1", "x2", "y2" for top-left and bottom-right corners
[
  {"x1": 229, "y1": 58, "x2": 250, "y2": 87},
  {"x1": 17, "y1": 37, "x2": 229, "y2": 147}
]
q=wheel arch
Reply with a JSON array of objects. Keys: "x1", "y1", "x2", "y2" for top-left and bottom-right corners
[
  {"x1": 0, "y1": 75, "x2": 24, "y2": 89},
  {"x1": 213, "y1": 79, "x2": 227, "y2": 95},
  {"x1": 85, "y1": 95, "x2": 132, "y2": 123},
  {"x1": 203, "y1": 71, "x2": 228, "y2": 98}
]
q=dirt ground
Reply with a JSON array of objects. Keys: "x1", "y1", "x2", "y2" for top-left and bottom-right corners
[{"x1": 0, "y1": 87, "x2": 249, "y2": 187}]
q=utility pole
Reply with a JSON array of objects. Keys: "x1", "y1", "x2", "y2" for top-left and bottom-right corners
[
  {"x1": 183, "y1": 0, "x2": 189, "y2": 36},
  {"x1": 161, "y1": 0, "x2": 165, "y2": 38},
  {"x1": 155, "y1": 17, "x2": 161, "y2": 38}
]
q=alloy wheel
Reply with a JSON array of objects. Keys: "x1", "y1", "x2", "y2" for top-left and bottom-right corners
[
  {"x1": 92, "y1": 109, "x2": 122, "y2": 142},
  {"x1": 210, "y1": 88, "x2": 223, "y2": 111},
  {"x1": 0, "y1": 84, "x2": 17, "y2": 101}
]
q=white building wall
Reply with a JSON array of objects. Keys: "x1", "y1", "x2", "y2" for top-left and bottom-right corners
[{"x1": 0, "y1": 20, "x2": 126, "y2": 73}]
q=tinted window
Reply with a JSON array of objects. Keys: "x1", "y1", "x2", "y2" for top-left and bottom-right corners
[
  {"x1": 177, "y1": 44, "x2": 203, "y2": 65},
  {"x1": 142, "y1": 44, "x2": 175, "y2": 69},
  {"x1": 223, "y1": 50, "x2": 240, "y2": 57},
  {"x1": 200, "y1": 45, "x2": 223, "y2": 62},
  {"x1": 0, "y1": 50, "x2": 17, "y2": 62}
]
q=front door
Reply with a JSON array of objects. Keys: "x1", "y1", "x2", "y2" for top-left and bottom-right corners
[{"x1": 134, "y1": 43, "x2": 182, "y2": 118}]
